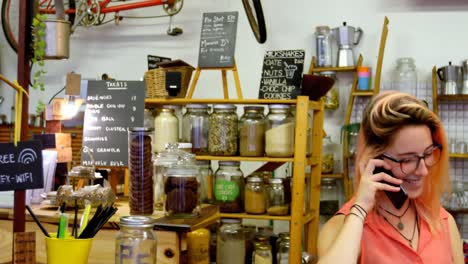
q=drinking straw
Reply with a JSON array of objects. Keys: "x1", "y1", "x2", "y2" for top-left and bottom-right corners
[
  {"x1": 72, "y1": 200, "x2": 79, "y2": 238},
  {"x1": 79, "y1": 203, "x2": 92, "y2": 236},
  {"x1": 25, "y1": 205, "x2": 50, "y2": 237},
  {"x1": 57, "y1": 202, "x2": 66, "y2": 238},
  {"x1": 57, "y1": 213, "x2": 69, "y2": 239}
]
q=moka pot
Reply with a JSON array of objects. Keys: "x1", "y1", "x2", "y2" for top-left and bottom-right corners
[
  {"x1": 332, "y1": 22, "x2": 363, "y2": 67},
  {"x1": 437, "y1": 61, "x2": 463, "y2": 95}
]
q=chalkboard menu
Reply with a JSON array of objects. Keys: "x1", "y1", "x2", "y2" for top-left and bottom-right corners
[
  {"x1": 197, "y1": 11, "x2": 238, "y2": 68},
  {"x1": 0, "y1": 141, "x2": 43, "y2": 191},
  {"x1": 82, "y1": 80, "x2": 145, "y2": 167},
  {"x1": 258, "y1": 50, "x2": 305, "y2": 99},
  {"x1": 147, "y1": 55, "x2": 171, "y2": 70}
]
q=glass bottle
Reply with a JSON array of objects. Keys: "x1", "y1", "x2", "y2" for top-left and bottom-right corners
[
  {"x1": 187, "y1": 228, "x2": 210, "y2": 264},
  {"x1": 195, "y1": 160, "x2": 213, "y2": 203},
  {"x1": 320, "y1": 71, "x2": 339, "y2": 110},
  {"x1": 164, "y1": 165, "x2": 201, "y2": 217},
  {"x1": 182, "y1": 104, "x2": 210, "y2": 154},
  {"x1": 315, "y1": 26, "x2": 333, "y2": 67},
  {"x1": 214, "y1": 161, "x2": 244, "y2": 213},
  {"x1": 266, "y1": 178, "x2": 288, "y2": 216},
  {"x1": 245, "y1": 175, "x2": 266, "y2": 214},
  {"x1": 154, "y1": 106, "x2": 179, "y2": 153},
  {"x1": 265, "y1": 104, "x2": 295, "y2": 157},
  {"x1": 144, "y1": 109, "x2": 154, "y2": 129},
  {"x1": 243, "y1": 224, "x2": 257, "y2": 264},
  {"x1": 391, "y1": 57, "x2": 417, "y2": 95},
  {"x1": 217, "y1": 219, "x2": 245, "y2": 264},
  {"x1": 128, "y1": 127, "x2": 154, "y2": 215},
  {"x1": 208, "y1": 104, "x2": 238, "y2": 156},
  {"x1": 253, "y1": 236, "x2": 273, "y2": 264},
  {"x1": 321, "y1": 136, "x2": 334, "y2": 174},
  {"x1": 276, "y1": 233, "x2": 290, "y2": 264},
  {"x1": 115, "y1": 216, "x2": 156, "y2": 264},
  {"x1": 319, "y1": 178, "x2": 339, "y2": 225},
  {"x1": 239, "y1": 106, "x2": 266, "y2": 157}
]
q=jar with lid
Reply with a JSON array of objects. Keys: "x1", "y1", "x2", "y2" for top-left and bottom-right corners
[
  {"x1": 164, "y1": 105, "x2": 183, "y2": 140},
  {"x1": 182, "y1": 104, "x2": 210, "y2": 154},
  {"x1": 276, "y1": 232, "x2": 290, "y2": 264},
  {"x1": 265, "y1": 104, "x2": 295, "y2": 157},
  {"x1": 253, "y1": 235, "x2": 273, "y2": 264},
  {"x1": 321, "y1": 136, "x2": 334, "y2": 174},
  {"x1": 245, "y1": 175, "x2": 266, "y2": 214},
  {"x1": 144, "y1": 109, "x2": 154, "y2": 129},
  {"x1": 128, "y1": 127, "x2": 154, "y2": 215},
  {"x1": 320, "y1": 178, "x2": 339, "y2": 225},
  {"x1": 320, "y1": 71, "x2": 339, "y2": 110},
  {"x1": 115, "y1": 216, "x2": 156, "y2": 264},
  {"x1": 391, "y1": 57, "x2": 417, "y2": 95},
  {"x1": 266, "y1": 178, "x2": 288, "y2": 216},
  {"x1": 217, "y1": 219, "x2": 245, "y2": 264},
  {"x1": 164, "y1": 165, "x2": 201, "y2": 217},
  {"x1": 243, "y1": 224, "x2": 257, "y2": 264},
  {"x1": 187, "y1": 228, "x2": 210, "y2": 264},
  {"x1": 195, "y1": 160, "x2": 213, "y2": 203},
  {"x1": 214, "y1": 161, "x2": 244, "y2": 213},
  {"x1": 154, "y1": 106, "x2": 179, "y2": 153},
  {"x1": 315, "y1": 26, "x2": 333, "y2": 67},
  {"x1": 208, "y1": 104, "x2": 238, "y2": 156},
  {"x1": 239, "y1": 106, "x2": 266, "y2": 157}
]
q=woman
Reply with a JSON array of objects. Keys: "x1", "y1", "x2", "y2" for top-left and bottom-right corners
[{"x1": 317, "y1": 91, "x2": 464, "y2": 263}]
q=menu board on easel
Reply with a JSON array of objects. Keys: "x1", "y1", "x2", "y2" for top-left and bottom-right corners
[
  {"x1": 258, "y1": 50, "x2": 305, "y2": 99},
  {"x1": 197, "y1": 11, "x2": 238, "y2": 68},
  {"x1": 82, "y1": 80, "x2": 145, "y2": 167}
]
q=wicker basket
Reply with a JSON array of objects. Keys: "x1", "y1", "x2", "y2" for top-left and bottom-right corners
[{"x1": 145, "y1": 60, "x2": 195, "y2": 98}]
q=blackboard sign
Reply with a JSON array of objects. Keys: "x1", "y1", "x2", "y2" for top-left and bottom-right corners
[
  {"x1": 82, "y1": 80, "x2": 145, "y2": 167},
  {"x1": 0, "y1": 141, "x2": 43, "y2": 191},
  {"x1": 258, "y1": 50, "x2": 305, "y2": 99},
  {"x1": 147, "y1": 55, "x2": 171, "y2": 70},
  {"x1": 197, "y1": 11, "x2": 238, "y2": 68}
]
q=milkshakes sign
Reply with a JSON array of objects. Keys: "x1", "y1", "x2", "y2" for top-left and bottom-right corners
[{"x1": 0, "y1": 141, "x2": 43, "y2": 191}]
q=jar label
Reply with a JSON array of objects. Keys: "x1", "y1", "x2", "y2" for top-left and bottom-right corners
[{"x1": 214, "y1": 179, "x2": 239, "y2": 201}]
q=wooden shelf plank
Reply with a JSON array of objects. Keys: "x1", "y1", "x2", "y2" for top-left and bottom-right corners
[
  {"x1": 219, "y1": 213, "x2": 291, "y2": 221},
  {"x1": 449, "y1": 153, "x2": 468, "y2": 159},
  {"x1": 351, "y1": 91, "x2": 375, "y2": 96},
  {"x1": 437, "y1": 94, "x2": 468, "y2": 101},
  {"x1": 322, "y1": 173, "x2": 343, "y2": 179},
  {"x1": 195, "y1": 155, "x2": 294, "y2": 162},
  {"x1": 309, "y1": 66, "x2": 357, "y2": 73}
]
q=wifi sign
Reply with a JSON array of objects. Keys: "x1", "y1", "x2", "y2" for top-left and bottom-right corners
[{"x1": 18, "y1": 148, "x2": 38, "y2": 164}]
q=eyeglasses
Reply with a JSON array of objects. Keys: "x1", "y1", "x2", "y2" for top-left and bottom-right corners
[{"x1": 381, "y1": 143, "x2": 442, "y2": 175}]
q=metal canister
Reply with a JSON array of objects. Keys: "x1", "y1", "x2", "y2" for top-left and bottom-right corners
[{"x1": 315, "y1": 26, "x2": 333, "y2": 67}]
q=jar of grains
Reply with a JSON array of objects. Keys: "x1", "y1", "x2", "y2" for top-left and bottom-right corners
[
  {"x1": 128, "y1": 127, "x2": 154, "y2": 215},
  {"x1": 154, "y1": 106, "x2": 179, "y2": 153},
  {"x1": 217, "y1": 219, "x2": 245, "y2": 264},
  {"x1": 208, "y1": 104, "x2": 238, "y2": 156},
  {"x1": 164, "y1": 165, "x2": 201, "y2": 217},
  {"x1": 245, "y1": 175, "x2": 266, "y2": 214},
  {"x1": 214, "y1": 161, "x2": 244, "y2": 213},
  {"x1": 182, "y1": 104, "x2": 210, "y2": 154},
  {"x1": 266, "y1": 178, "x2": 288, "y2": 216},
  {"x1": 239, "y1": 106, "x2": 266, "y2": 157},
  {"x1": 265, "y1": 104, "x2": 295, "y2": 157},
  {"x1": 115, "y1": 216, "x2": 156, "y2": 264}
]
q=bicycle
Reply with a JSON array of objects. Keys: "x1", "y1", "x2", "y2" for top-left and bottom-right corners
[{"x1": 2, "y1": 0, "x2": 184, "y2": 53}]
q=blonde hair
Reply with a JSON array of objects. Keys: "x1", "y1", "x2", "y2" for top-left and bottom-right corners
[{"x1": 354, "y1": 91, "x2": 450, "y2": 233}]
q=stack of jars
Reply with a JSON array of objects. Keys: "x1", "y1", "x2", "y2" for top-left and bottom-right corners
[{"x1": 244, "y1": 174, "x2": 290, "y2": 216}]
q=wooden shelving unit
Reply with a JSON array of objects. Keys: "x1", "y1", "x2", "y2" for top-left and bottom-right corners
[{"x1": 146, "y1": 95, "x2": 325, "y2": 261}]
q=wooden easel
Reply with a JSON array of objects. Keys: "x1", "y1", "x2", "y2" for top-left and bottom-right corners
[{"x1": 186, "y1": 61, "x2": 243, "y2": 99}]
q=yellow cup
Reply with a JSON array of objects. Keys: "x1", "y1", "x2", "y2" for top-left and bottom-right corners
[{"x1": 45, "y1": 234, "x2": 93, "y2": 264}]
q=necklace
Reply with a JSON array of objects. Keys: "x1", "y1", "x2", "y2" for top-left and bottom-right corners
[
  {"x1": 379, "y1": 200, "x2": 411, "y2": 230},
  {"x1": 383, "y1": 210, "x2": 419, "y2": 248}
]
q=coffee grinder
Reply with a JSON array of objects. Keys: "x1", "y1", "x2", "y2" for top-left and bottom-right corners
[{"x1": 332, "y1": 22, "x2": 363, "y2": 67}]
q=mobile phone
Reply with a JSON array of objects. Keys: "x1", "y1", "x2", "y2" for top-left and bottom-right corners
[{"x1": 373, "y1": 166, "x2": 408, "y2": 209}]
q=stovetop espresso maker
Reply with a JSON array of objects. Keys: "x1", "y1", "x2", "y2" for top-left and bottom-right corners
[
  {"x1": 332, "y1": 22, "x2": 363, "y2": 67},
  {"x1": 437, "y1": 61, "x2": 463, "y2": 95}
]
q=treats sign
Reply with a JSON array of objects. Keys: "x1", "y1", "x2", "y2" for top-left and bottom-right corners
[
  {"x1": 82, "y1": 80, "x2": 145, "y2": 167},
  {"x1": 0, "y1": 141, "x2": 43, "y2": 191}
]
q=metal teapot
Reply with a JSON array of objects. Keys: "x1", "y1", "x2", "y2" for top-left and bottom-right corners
[
  {"x1": 332, "y1": 22, "x2": 363, "y2": 67},
  {"x1": 437, "y1": 61, "x2": 463, "y2": 95}
]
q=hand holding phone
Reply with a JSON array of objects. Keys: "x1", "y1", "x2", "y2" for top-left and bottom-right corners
[{"x1": 373, "y1": 166, "x2": 408, "y2": 209}]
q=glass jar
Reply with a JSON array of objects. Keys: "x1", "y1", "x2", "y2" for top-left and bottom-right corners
[
  {"x1": 144, "y1": 109, "x2": 154, "y2": 129},
  {"x1": 115, "y1": 216, "x2": 156, "y2": 264},
  {"x1": 128, "y1": 127, "x2": 154, "y2": 215},
  {"x1": 217, "y1": 219, "x2": 245, "y2": 264},
  {"x1": 276, "y1": 232, "x2": 290, "y2": 264},
  {"x1": 154, "y1": 106, "x2": 179, "y2": 153},
  {"x1": 391, "y1": 57, "x2": 417, "y2": 95},
  {"x1": 182, "y1": 104, "x2": 210, "y2": 154},
  {"x1": 164, "y1": 165, "x2": 201, "y2": 217},
  {"x1": 320, "y1": 71, "x2": 339, "y2": 110},
  {"x1": 266, "y1": 178, "x2": 288, "y2": 216},
  {"x1": 214, "y1": 161, "x2": 244, "y2": 213},
  {"x1": 265, "y1": 104, "x2": 295, "y2": 157},
  {"x1": 315, "y1": 26, "x2": 333, "y2": 67},
  {"x1": 243, "y1": 224, "x2": 257, "y2": 264},
  {"x1": 245, "y1": 175, "x2": 266, "y2": 214},
  {"x1": 320, "y1": 178, "x2": 339, "y2": 224},
  {"x1": 321, "y1": 136, "x2": 334, "y2": 174},
  {"x1": 164, "y1": 105, "x2": 183, "y2": 140},
  {"x1": 195, "y1": 160, "x2": 213, "y2": 203},
  {"x1": 208, "y1": 104, "x2": 238, "y2": 156},
  {"x1": 239, "y1": 106, "x2": 266, "y2": 157},
  {"x1": 253, "y1": 238, "x2": 273, "y2": 264},
  {"x1": 187, "y1": 228, "x2": 210, "y2": 264}
]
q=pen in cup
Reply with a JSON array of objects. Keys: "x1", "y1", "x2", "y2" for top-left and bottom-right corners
[{"x1": 57, "y1": 213, "x2": 69, "y2": 239}]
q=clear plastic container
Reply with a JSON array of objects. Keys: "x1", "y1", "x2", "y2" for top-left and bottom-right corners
[
  {"x1": 115, "y1": 216, "x2": 156, "y2": 264},
  {"x1": 265, "y1": 105, "x2": 295, "y2": 157},
  {"x1": 164, "y1": 165, "x2": 201, "y2": 217},
  {"x1": 239, "y1": 106, "x2": 266, "y2": 157},
  {"x1": 217, "y1": 219, "x2": 245, "y2": 264},
  {"x1": 391, "y1": 57, "x2": 417, "y2": 95},
  {"x1": 208, "y1": 104, "x2": 238, "y2": 156},
  {"x1": 128, "y1": 127, "x2": 154, "y2": 215},
  {"x1": 214, "y1": 161, "x2": 244, "y2": 213},
  {"x1": 315, "y1": 26, "x2": 333, "y2": 67},
  {"x1": 182, "y1": 104, "x2": 210, "y2": 154}
]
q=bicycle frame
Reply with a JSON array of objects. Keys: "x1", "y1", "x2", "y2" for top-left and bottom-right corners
[{"x1": 39, "y1": 0, "x2": 176, "y2": 15}]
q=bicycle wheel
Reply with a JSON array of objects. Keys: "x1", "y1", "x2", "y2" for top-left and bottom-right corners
[
  {"x1": 163, "y1": 0, "x2": 184, "y2": 16},
  {"x1": 241, "y1": 0, "x2": 266, "y2": 44},
  {"x1": 1, "y1": 0, "x2": 19, "y2": 53}
]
